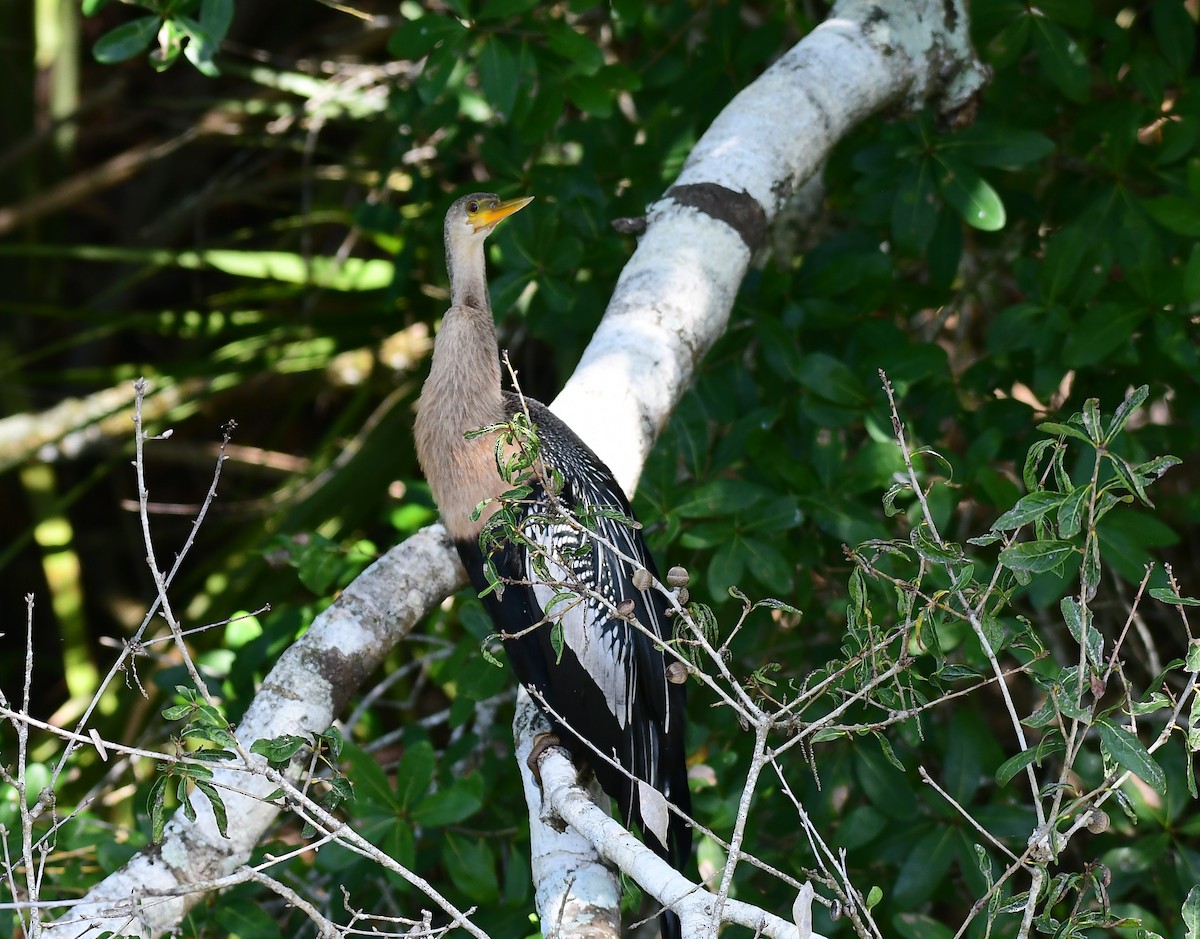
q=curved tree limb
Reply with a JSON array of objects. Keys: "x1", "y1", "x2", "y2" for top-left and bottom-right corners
[
  {"x1": 523, "y1": 728, "x2": 829, "y2": 939},
  {"x1": 41, "y1": 525, "x2": 465, "y2": 938},
  {"x1": 552, "y1": 0, "x2": 986, "y2": 491}
]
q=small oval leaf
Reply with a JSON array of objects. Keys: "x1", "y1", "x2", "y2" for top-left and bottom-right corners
[
  {"x1": 93, "y1": 16, "x2": 159, "y2": 64},
  {"x1": 936, "y1": 157, "x2": 1006, "y2": 231}
]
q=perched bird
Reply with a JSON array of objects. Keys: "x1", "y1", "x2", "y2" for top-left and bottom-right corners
[{"x1": 414, "y1": 193, "x2": 690, "y2": 937}]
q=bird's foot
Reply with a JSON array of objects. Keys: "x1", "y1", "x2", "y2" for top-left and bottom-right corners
[{"x1": 526, "y1": 732, "x2": 563, "y2": 785}]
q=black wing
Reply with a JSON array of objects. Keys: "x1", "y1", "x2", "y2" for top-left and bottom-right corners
[{"x1": 455, "y1": 395, "x2": 691, "y2": 872}]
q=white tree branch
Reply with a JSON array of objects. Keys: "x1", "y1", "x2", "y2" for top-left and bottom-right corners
[
  {"x1": 552, "y1": 0, "x2": 987, "y2": 492},
  {"x1": 521, "y1": 722, "x2": 829, "y2": 939},
  {"x1": 41, "y1": 524, "x2": 465, "y2": 938},
  {"x1": 513, "y1": 691, "x2": 623, "y2": 939}
]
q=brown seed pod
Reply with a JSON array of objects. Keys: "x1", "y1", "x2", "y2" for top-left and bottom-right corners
[
  {"x1": 666, "y1": 565, "x2": 690, "y2": 588},
  {"x1": 1086, "y1": 809, "x2": 1110, "y2": 834},
  {"x1": 666, "y1": 661, "x2": 688, "y2": 684},
  {"x1": 632, "y1": 568, "x2": 653, "y2": 591}
]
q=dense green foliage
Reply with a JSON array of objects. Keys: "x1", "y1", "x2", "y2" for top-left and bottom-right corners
[{"x1": 2, "y1": 1, "x2": 1198, "y2": 937}]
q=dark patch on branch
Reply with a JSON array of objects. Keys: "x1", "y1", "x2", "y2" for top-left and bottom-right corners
[
  {"x1": 309, "y1": 645, "x2": 373, "y2": 715},
  {"x1": 943, "y1": 0, "x2": 958, "y2": 30},
  {"x1": 665, "y1": 183, "x2": 768, "y2": 252},
  {"x1": 611, "y1": 215, "x2": 648, "y2": 235}
]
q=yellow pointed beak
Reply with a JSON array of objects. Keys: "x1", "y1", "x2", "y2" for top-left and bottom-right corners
[{"x1": 473, "y1": 195, "x2": 534, "y2": 231}]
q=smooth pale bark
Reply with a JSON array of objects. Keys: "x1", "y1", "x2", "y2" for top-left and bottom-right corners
[
  {"x1": 42, "y1": 526, "x2": 464, "y2": 938},
  {"x1": 514, "y1": 691, "x2": 623, "y2": 939},
  {"x1": 552, "y1": 0, "x2": 987, "y2": 492},
  {"x1": 527, "y1": 739, "x2": 829, "y2": 939},
  {"x1": 43, "y1": 1, "x2": 987, "y2": 935}
]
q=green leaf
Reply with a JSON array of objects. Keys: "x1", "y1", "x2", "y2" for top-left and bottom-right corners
[
  {"x1": 319, "y1": 725, "x2": 345, "y2": 761},
  {"x1": 793, "y1": 352, "x2": 867, "y2": 406},
  {"x1": 894, "y1": 913, "x2": 955, "y2": 939},
  {"x1": 200, "y1": 0, "x2": 234, "y2": 40},
  {"x1": 1056, "y1": 485, "x2": 1089, "y2": 539},
  {"x1": 996, "y1": 737, "x2": 1066, "y2": 787},
  {"x1": 935, "y1": 156, "x2": 1006, "y2": 231},
  {"x1": 948, "y1": 125, "x2": 1055, "y2": 168},
  {"x1": 1095, "y1": 718, "x2": 1167, "y2": 795},
  {"x1": 479, "y1": 37, "x2": 518, "y2": 118},
  {"x1": 1035, "y1": 422, "x2": 1091, "y2": 445},
  {"x1": 395, "y1": 741, "x2": 435, "y2": 810},
  {"x1": 883, "y1": 481, "x2": 912, "y2": 517},
  {"x1": 411, "y1": 781, "x2": 483, "y2": 827},
  {"x1": 1184, "y1": 884, "x2": 1200, "y2": 939},
  {"x1": 194, "y1": 780, "x2": 229, "y2": 837},
  {"x1": 93, "y1": 16, "x2": 160, "y2": 64},
  {"x1": 1184, "y1": 244, "x2": 1200, "y2": 303},
  {"x1": 250, "y1": 734, "x2": 308, "y2": 767},
  {"x1": 443, "y1": 833, "x2": 500, "y2": 905},
  {"x1": 149, "y1": 18, "x2": 184, "y2": 71},
  {"x1": 1154, "y1": 0, "x2": 1196, "y2": 75},
  {"x1": 1037, "y1": 0, "x2": 1092, "y2": 28},
  {"x1": 1063, "y1": 303, "x2": 1146, "y2": 368},
  {"x1": 927, "y1": 203, "x2": 963, "y2": 286},
  {"x1": 1082, "y1": 398, "x2": 1102, "y2": 444},
  {"x1": 186, "y1": 749, "x2": 233, "y2": 764},
  {"x1": 342, "y1": 743, "x2": 398, "y2": 812},
  {"x1": 564, "y1": 75, "x2": 614, "y2": 117},
  {"x1": 944, "y1": 709, "x2": 985, "y2": 804},
  {"x1": 1040, "y1": 224, "x2": 1092, "y2": 302},
  {"x1": 910, "y1": 522, "x2": 964, "y2": 564},
  {"x1": 549, "y1": 621, "x2": 565, "y2": 663},
  {"x1": 544, "y1": 21, "x2": 604, "y2": 75},
  {"x1": 387, "y1": 15, "x2": 467, "y2": 60},
  {"x1": 1149, "y1": 588, "x2": 1200, "y2": 608},
  {"x1": 147, "y1": 775, "x2": 169, "y2": 843},
  {"x1": 892, "y1": 159, "x2": 939, "y2": 252},
  {"x1": 1031, "y1": 17, "x2": 1090, "y2": 103},
  {"x1": 213, "y1": 900, "x2": 281, "y2": 939},
  {"x1": 895, "y1": 827, "x2": 958, "y2": 911},
  {"x1": 991, "y1": 491, "x2": 1066, "y2": 531},
  {"x1": 162, "y1": 703, "x2": 193, "y2": 721},
  {"x1": 987, "y1": 13, "x2": 1031, "y2": 66},
  {"x1": 1142, "y1": 195, "x2": 1200, "y2": 237},
  {"x1": 1105, "y1": 385, "x2": 1149, "y2": 444},
  {"x1": 179, "y1": 15, "x2": 220, "y2": 77},
  {"x1": 741, "y1": 536, "x2": 795, "y2": 592},
  {"x1": 1061, "y1": 597, "x2": 1103, "y2": 667},
  {"x1": 677, "y1": 479, "x2": 787, "y2": 518},
  {"x1": 998, "y1": 539, "x2": 1076, "y2": 573},
  {"x1": 1104, "y1": 452, "x2": 1155, "y2": 507},
  {"x1": 477, "y1": 0, "x2": 540, "y2": 18}
]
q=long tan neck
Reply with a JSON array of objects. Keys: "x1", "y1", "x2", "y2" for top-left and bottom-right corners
[{"x1": 415, "y1": 256, "x2": 510, "y2": 540}]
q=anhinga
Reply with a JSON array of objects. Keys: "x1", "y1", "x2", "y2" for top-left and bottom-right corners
[{"x1": 415, "y1": 193, "x2": 690, "y2": 938}]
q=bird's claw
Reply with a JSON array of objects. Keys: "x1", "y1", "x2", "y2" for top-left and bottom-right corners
[{"x1": 526, "y1": 732, "x2": 563, "y2": 785}]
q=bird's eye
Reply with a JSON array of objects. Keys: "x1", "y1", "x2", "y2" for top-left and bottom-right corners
[{"x1": 467, "y1": 201, "x2": 479, "y2": 214}]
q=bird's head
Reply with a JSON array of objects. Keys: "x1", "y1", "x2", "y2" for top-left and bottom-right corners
[{"x1": 445, "y1": 192, "x2": 534, "y2": 248}]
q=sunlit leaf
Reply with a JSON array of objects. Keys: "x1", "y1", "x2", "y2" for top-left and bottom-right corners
[
  {"x1": 935, "y1": 156, "x2": 1006, "y2": 231},
  {"x1": 93, "y1": 16, "x2": 159, "y2": 64}
]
